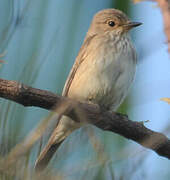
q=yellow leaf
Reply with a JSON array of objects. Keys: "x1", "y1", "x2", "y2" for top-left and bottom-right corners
[{"x1": 160, "y1": 98, "x2": 170, "y2": 104}]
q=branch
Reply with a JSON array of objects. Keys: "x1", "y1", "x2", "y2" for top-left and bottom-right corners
[{"x1": 0, "y1": 78, "x2": 170, "y2": 160}]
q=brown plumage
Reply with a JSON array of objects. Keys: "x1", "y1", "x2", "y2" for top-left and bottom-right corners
[{"x1": 35, "y1": 8, "x2": 141, "y2": 171}]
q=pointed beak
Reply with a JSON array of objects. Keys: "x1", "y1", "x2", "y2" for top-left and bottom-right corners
[{"x1": 123, "y1": 21, "x2": 142, "y2": 30}]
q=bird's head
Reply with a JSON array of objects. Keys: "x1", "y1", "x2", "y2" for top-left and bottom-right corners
[{"x1": 88, "y1": 9, "x2": 142, "y2": 36}]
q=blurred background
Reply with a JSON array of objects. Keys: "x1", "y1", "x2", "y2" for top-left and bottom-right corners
[{"x1": 0, "y1": 0, "x2": 170, "y2": 179}]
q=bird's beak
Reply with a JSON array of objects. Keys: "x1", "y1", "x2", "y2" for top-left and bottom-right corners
[{"x1": 123, "y1": 21, "x2": 142, "y2": 30}]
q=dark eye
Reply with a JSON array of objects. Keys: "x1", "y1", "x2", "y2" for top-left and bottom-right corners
[{"x1": 108, "y1": 21, "x2": 115, "y2": 27}]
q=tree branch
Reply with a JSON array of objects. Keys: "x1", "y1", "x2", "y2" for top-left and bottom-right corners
[{"x1": 0, "y1": 78, "x2": 170, "y2": 160}]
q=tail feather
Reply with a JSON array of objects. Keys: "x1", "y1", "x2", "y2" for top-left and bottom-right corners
[
  {"x1": 35, "y1": 142, "x2": 63, "y2": 171},
  {"x1": 35, "y1": 116, "x2": 80, "y2": 171}
]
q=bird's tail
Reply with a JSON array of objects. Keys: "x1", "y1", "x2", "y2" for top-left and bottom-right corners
[
  {"x1": 35, "y1": 116, "x2": 80, "y2": 171},
  {"x1": 35, "y1": 141, "x2": 63, "y2": 171}
]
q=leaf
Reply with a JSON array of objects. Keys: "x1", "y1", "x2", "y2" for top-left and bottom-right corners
[{"x1": 160, "y1": 98, "x2": 170, "y2": 104}]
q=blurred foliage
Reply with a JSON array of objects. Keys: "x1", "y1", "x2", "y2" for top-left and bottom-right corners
[{"x1": 115, "y1": 0, "x2": 130, "y2": 14}]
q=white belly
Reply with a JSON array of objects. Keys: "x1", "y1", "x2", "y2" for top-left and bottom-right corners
[{"x1": 68, "y1": 49, "x2": 136, "y2": 111}]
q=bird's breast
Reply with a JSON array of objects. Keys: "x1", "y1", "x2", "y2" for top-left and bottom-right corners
[{"x1": 68, "y1": 36, "x2": 136, "y2": 111}]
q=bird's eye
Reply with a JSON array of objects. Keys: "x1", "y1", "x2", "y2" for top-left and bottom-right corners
[{"x1": 108, "y1": 21, "x2": 115, "y2": 27}]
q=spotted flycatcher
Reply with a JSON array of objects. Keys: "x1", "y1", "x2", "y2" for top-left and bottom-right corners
[{"x1": 35, "y1": 8, "x2": 142, "y2": 170}]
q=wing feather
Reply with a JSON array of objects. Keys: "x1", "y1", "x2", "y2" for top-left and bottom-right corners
[{"x1": 62, "y1": 35, "x2": 96, "y2": 96}]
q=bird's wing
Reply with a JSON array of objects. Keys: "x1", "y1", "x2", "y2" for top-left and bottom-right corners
[
  {"x1": 35, "y1": 34, "x2": 96, "y2": 171},
  {"x1": 62, "y1": 34, "x2": 96, "y2": 96}
]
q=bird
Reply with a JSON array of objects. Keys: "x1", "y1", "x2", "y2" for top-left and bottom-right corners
[{"x1": 35, "y1": 8, "x2": 142, "y2": 170}]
